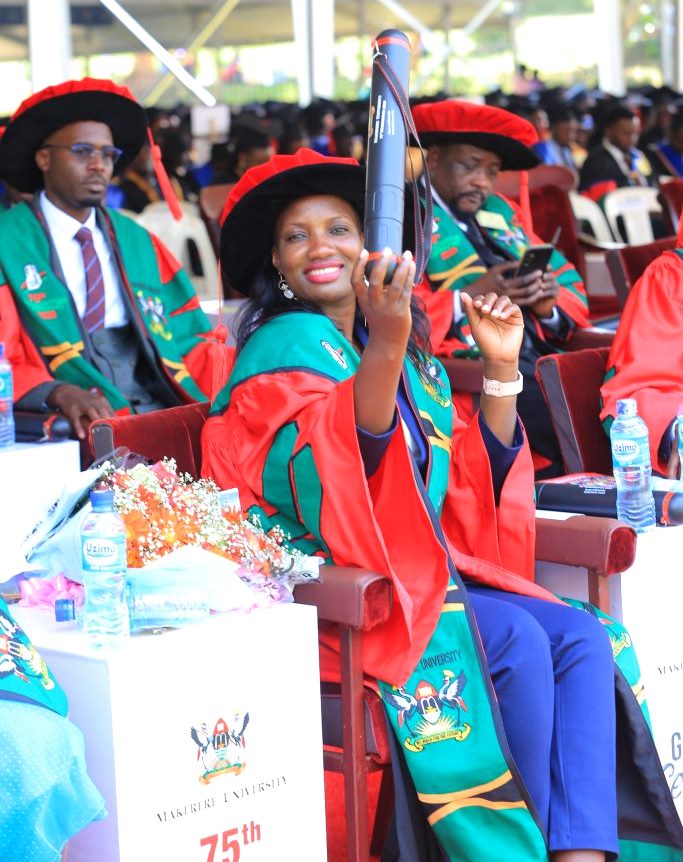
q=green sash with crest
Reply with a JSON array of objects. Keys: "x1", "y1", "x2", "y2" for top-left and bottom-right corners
[
  {"x1": 0, "y1": 597, "x2": 67, "y2": 716},
  {"x1": 424, "y1": 194, "x2": 588, "y2": 358}
]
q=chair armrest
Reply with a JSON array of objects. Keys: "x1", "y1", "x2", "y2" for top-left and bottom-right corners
[
  {"x1": 566, "y1": 327, "x2": 614, "y2": 350},
  {"x1": 577, "y1": 232, "x2": 625, "y2": 251},
  {"x1": 441, "y1": 357, "x2": 484, "y2": 393},
  {"x1": 294, "y1": 566, "x2": 392, "y2": 630},
  {"x1": 535, "y1": 515, "x2": 636, "y2": 577},
  {"x1": 14, "y1": 410, "x2": 72, "y2": 442}
]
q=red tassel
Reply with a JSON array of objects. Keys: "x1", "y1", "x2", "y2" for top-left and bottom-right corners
[
  {"x1": 209, "y1": 323, "x2": 234, "y2": 401},
  {"x1": 519, "y1": 170, "x2": 533, "y2": 237},
  {"x1": 147, "y1": 128, "x2": 183, "y2": 222},
  {"x1": 212, "y1": 260, "x2": 231, "y2": 399},
  {"x1": 677, "y1": 208, "x2": 683, "y2": 246}
]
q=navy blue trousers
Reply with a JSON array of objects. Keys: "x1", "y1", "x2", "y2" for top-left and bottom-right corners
[{"x1": 468, "y1": 584, "x2": 619, "y2": 855}]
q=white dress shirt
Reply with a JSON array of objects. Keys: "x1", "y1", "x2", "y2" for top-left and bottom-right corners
[{"x1": 39, "y1": 191, "x2": 129, "y2": 328}]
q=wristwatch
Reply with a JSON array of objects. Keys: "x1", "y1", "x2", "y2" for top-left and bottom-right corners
[{"x1": 482, "y1": 370, "x2": 523, "y2": 397}]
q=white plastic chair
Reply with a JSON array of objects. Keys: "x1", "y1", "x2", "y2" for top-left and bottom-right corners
[
  {"x1": 135, "y1": 201, "x2": 219, "y2": 301},
  {"x1": 601, "y1": 186, "x2": 662, "y2": 244},
  {"x1": 568, "y1": 191, "x2": 615, "y2": 242}
]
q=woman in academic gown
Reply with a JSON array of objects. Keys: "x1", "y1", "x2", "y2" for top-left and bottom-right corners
[{"x1": 202, "y1": 148, "x2": 683, "y2": 862}]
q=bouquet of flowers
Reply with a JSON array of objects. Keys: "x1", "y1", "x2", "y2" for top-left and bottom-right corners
[
  {"x1": 22, "y1": 457, "x2": 320, "y2": 619},
  {"x1": 107, "y1": 460, "x2": 303, "y2": 572},
  {"x1": 104, "y1": 458, "x2": 320, "y2": 595}
]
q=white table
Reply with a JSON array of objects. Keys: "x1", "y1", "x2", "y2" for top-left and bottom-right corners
[
  {"x1": 0, "y1": 440, "x2": 80, "y2": 584},
  {"x1": 536, "y1": 519, "x2": 683, "y2": 819},
  {"x1": 12, "y1": 603, "x2": 327, "y2": 862}
]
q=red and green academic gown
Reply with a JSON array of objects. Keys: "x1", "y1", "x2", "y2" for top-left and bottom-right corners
[
  {"x1": 0, "y1": 200, "x2": 215, "y2": 410},
  {"x1": 202, "y1": 310, "x2": 682, "y2": 860},
  {"x1": 416, "y1": 193, "x2": 588, "y2": 361},
  {"x1": 600, "y1": 249, "x2": 683, "y2": 473}
]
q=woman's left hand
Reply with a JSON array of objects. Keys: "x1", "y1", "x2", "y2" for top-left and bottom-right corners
[{"x1": 461, "y1": 291, "x2": 524, "y2": 365}]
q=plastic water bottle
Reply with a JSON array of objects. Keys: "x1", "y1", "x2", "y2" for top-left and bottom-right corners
[
  {"x1": 0, "y1": 342, "x2": 15, "y2": 449},
  {"x1": 80, "y1": 487, "x2": 130, "y2": 647},
  {"x1": 610, "y1": 398, "x2": 656, "y2": 533}
]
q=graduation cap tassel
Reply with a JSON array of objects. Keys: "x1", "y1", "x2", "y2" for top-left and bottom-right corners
[
  {"x1": 147, "y1": 128, "x2": 183, "y2": 222},
  {"x1": 677, "y1": 207, "x2": 683, "y2": 246},
  {"x1": 209, "y1": 258, "x2": 234, "y2": 400}
]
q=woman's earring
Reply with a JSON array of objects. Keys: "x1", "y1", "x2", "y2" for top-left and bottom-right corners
[{"x1": 277, "y1": 272, "x2": 295, "y2": 300}]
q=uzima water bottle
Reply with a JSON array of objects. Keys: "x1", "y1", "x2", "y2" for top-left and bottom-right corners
[
  {"x1": 0, "y1": 342, "x2": 15, "y2": 449},
  {"x1": 364, "y1": 29, "x2": 411, "y2": 282},
  {"x1": 81, "y1": 487, "x2": 130, "y2": 647},
  {"x1": 610, "y1": 398, "x2": 656, "y2": 532}
]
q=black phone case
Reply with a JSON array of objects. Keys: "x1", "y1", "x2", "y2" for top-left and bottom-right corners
[{"x1": 515, "y1": 245, "x2": 554, "y2": 278}]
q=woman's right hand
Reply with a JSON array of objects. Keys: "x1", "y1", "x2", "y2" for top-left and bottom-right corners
[{"x1": 351, "y1": 247, "x2": 416, "y2": 353}]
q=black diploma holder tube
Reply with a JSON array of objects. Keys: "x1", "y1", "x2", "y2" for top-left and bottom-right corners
[{"x1": 364, "y1": 29, "x2": 411, "y2": 283}]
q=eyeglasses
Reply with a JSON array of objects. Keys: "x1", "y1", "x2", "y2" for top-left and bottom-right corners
[{"x1": 42, "y1": 143, "x2": 124, "y2": 166}]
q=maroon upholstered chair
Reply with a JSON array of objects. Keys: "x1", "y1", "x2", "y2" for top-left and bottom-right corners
[
  {"x1": 530, "y1": 183, "x2": 586, "y2": 278},
  {"x1": 605, "y1": 236, "x2": 677, "y2": 309},
  {"x1": 658, "y1": 178, "x2": 683, "y2": 235},
  {"x1": 89, "y1": 402, "x2": 635, "y2": 860},
  {"x1": 90, "y1": 401, "x2": 209, "y2": 478},
  {"x1": 440, "y1": 326, "x2": 614, "y2": 418},
  {"x1": 535, "y1": 346, "x2": 612, "y2": 475}
]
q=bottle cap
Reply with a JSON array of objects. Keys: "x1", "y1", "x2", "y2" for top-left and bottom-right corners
[
  {"x1": 616, "y1": 398, "x2": 637, "y2": 417},
  {"x1": 55, "y1": 598, "x2": 76, "y2": 622},
  {"x1": 89, "y1": 487, "x2": 115, "y2": 511}
]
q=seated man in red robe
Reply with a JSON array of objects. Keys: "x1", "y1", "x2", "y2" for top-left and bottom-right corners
[
  {"x1": 600, "y1": 245, "x2": 683, "y2": 478},
  {"x1": 411, "y1": 100, "x2": 589, "y2": 477}
]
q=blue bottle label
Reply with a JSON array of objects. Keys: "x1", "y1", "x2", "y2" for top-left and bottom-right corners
[
  {"x1": 82, "y1": 534, "x2": 126, "y2": 571},
  {"x1": 611, "y1": 435, "x2": 649, "y2": 467},
  {"x1": 0, "y1": 372, "x2": 12, "y2": 399}
]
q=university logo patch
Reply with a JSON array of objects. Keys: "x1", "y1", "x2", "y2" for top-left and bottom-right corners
[
  {"x1": 190, "y1": 712, "x2": 250, "y2": 784},
  {"x1": 383, "y1": 669, "x2": 471, "y2": 752},
  {"x1": 136, "y1": 290, "x2": 172, "y2": 341},
  {"x1": 320, "y1": 340, "x2": 347, "y2": 369},
  {"x1": 0, "y1": 606, "x2": 54, "y2": 691},
  {"x1": 22, "y1": 264, "x2": 44, "y2": 291}
]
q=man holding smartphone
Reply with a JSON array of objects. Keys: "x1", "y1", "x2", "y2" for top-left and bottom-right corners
[{"x1": 412, "y1": 100, "x2": 589, "y2": 477}]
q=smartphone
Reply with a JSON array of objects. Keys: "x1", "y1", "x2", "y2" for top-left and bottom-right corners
[{"x1": 513, "y1": 244, "x2": 554, "y2": 279}]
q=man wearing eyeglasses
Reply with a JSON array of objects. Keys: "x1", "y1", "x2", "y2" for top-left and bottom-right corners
[
  {"x1": 412, "y1": 100, "x2": 590, "y2": 477},
  {"x1": 0, "y1": 78, "x2": 214, "y2": 443}
]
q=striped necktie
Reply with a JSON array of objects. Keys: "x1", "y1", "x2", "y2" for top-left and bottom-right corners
[{"x1": 74, "y1": 226, "x2": 105, "y2": 333}]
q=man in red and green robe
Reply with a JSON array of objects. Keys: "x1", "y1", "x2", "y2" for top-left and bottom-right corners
[
  {"x1": 412, "y1": 100, "x2": 589, "y2": 477},
  {"x1": 0, "y1": 78, "x2": 215, "y2": 440}
]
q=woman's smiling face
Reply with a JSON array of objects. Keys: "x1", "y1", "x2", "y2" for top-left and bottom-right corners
[{"x1": 271, "y1": 194, "x2": 364, "y2": 310}]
